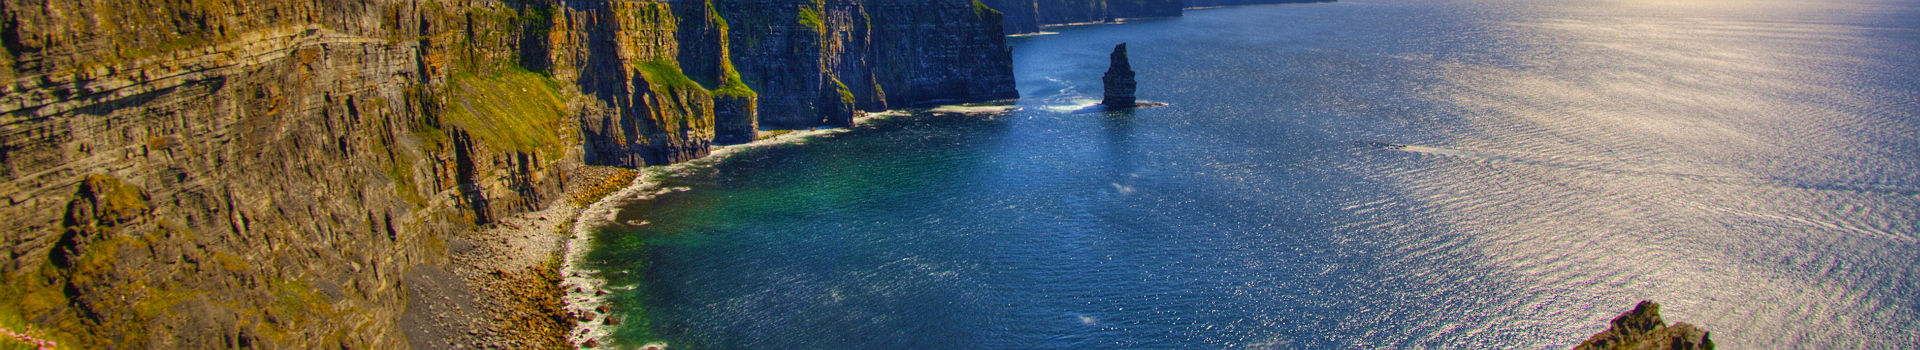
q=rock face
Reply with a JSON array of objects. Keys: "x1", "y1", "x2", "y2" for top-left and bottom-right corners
[
  {"x1": 709, "y1": 0, "x2": 1018, "y2": 129},
  {"x1": 0, "y1": 0, "x2": 1015, "y2": 348},
  {"x1": 1102, "y1": 44, "x2": 1138, "y2": 108},
  {"x1": 979, "y1": 0, "x2": 1332, "y2": 35},
  {"x1": 980, "y1": 0, "x2": 1044, "y2": 34},
  {"x1": 673, "y1": 0, "x2": 761, "y2": 145},
  {"x1": 1577, "y1": 301, "x2": 1716, "y2": 350},
  {"x1": 1186, "y1": 0, "x2": 1335, "y2": 8}
]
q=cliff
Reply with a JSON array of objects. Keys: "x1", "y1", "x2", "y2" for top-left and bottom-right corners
[
  {"x1": 0, "y1": 0, "x2": 1014, "y2": 348},
  {"x1": 979, "y1": 0, "x2": 1331, "y2": 35},
  {"x1": 706, "y1": 0, "x2": 1017, "y2": 128},
  {"x1": 1185, "y1": 0, "x2": 1335, "y2": 8}
]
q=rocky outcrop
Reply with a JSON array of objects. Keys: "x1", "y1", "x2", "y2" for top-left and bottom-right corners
[
  {"x1": 0, "y1": 0, "x2": 1015, "y2": 348},
  {"x1": 1577, "y1": 301, "x2": 1716, "y2": 350},
  {"x1": 1102, "y1": 44, "x2": 1137, "y2": 108}
]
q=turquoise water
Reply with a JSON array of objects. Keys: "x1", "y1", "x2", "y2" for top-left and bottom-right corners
[{"x1": 582, "y1": 0, "x2": 1920, "y2": 348}]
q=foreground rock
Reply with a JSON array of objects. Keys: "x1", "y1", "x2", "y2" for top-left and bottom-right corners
[
  {"x1": 1103, "y1": 43, "x2": 1139, "y2": 108},
  {"x1": 1576, "y1": 301, "x2": 1715, "y2": 350}
]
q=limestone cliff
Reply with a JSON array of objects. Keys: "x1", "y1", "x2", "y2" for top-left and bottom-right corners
[
  {"x1": 709, "y1": 0, "x2": 1017, "y2": 129},
  {"x1": 0, "y1": 0, "x2": 1015, "y2": 348},
  {"x1": 980, "y1": 0, "x2": 1331, "y2": 35},
  {"x1": 1185, "y1": 0, "x2": 1334, "y2": 8}
]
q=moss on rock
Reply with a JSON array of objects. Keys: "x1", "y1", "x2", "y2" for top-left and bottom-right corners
[{"x1": 440, "y1": 68, "x2": 569, "y2": 155}]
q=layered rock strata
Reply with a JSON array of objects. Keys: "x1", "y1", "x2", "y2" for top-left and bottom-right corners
[
  {"x1": 0, "y1": 0, "x2": 1015, "y2": 348},
  {"x1": 980, "y1": 0, "x2": 1334, "y2": 35},
  {"x1": 708, "y1": 0, "x2": 1018, "y2": 129},
  {"x1": 1102, "y1": 43, "x2": 1137, "y2": 108},
  {"x1": 1185, "y1": 0, "x2": 1335, "y2": 8}
]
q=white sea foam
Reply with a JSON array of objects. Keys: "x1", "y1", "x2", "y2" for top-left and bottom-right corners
[
  {"x1": 558, "y1": 104, "x2": 1007, "y2": 347},
  {"x1": 1042, "y1": 98, "x2": 1102, "y2": 113},
  {"x1": 1008, "y1": 31, "x2": 1061, "y2": 37}
]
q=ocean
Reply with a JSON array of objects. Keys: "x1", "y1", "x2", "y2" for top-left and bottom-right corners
[{"x1": 578, "y1": 0, "x2": 1920, "y2": 347}]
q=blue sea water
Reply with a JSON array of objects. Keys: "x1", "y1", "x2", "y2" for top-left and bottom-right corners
[{"x1": 581, "y1": 0, "x2": 1920, "y2": 347}]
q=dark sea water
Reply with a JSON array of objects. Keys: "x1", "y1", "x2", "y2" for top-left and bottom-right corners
[{"x1": 581, "y1": 0, "x2": 1920, "y2": 347}]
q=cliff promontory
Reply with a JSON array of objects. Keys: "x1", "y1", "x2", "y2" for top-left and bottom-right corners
[
  {"x1": 0, "y1": 0, "x2": 1013, "y2": 348},
  {"x1": 978, "y1": 0, "x2": 1335, "y2": 35}
]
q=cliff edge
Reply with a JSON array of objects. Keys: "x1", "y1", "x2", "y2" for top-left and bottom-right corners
[
  {"x1": 978, "y1": 0, "x2": 1337, "y2": 35},
  {"x1": 0, "y1": 0, "x2": 1015, "y2": 348}
]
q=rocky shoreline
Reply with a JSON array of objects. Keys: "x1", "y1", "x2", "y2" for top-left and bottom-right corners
[
  {"x1": 552, "y1": 105, "x2": 1012, "y2": 348},
  {"x1": 402, "y1": 166, "x2": 639, "y2": 349}
]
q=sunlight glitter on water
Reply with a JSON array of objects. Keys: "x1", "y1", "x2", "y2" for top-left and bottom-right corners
[{"x1": 581, "y1": 0, "x2": 1920, "y2": 348}]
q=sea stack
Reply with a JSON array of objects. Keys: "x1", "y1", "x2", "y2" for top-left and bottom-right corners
[{"x1": 1102, "y1": 43, "x2": 1138, "y2": 108}]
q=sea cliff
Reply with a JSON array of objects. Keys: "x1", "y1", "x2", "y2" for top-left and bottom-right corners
[
  {"x1": 979, "y1": 0, "x2": 1335, "y2": 35},
  {"x1": 0, "y1": 0, "x2": 1013, "y2": 348}
]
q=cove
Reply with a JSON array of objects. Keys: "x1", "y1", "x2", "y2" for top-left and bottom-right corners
[{"x1": 578, "y1": 0, "x2": 1920, "y2": 348}]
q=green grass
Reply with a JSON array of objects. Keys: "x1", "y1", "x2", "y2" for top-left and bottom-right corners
[
  {"x1": 80, "y1": 175, "x2": 149, "y2": 224},
  {"x1": 633, "y1": 60, "x2": 707, "y2": 92},
  {"x1": 383, "y1": 161, "x2": 425, "y2": 207},
  {"x1": 831, "y1": 77, "x2": 856, "y2": 105},
  {"x1": 1, "y1": 307, "x2": 61, "y2": 350},
  {"x1": 710, "y1": 60, "x2": 757, "y2": 99},
  {"x1": 972, "y1": 0, "x2": 1002, "y2": 20},
  {"x1": 441, "y1": 68, "x2": 569, "y2": 155},
  {"x1": 692, "y1": 1, "x2": 756, "y2": 100},
  {"x1": 1, "y1": 267, "x2": 70, "y2": 348},
  {"x1": 269, "y1": 278, "x2": 332, "y2": 326},
  {"x1": 366, "y1": 131, "x2": 427, "y2": 207},
  {"x1": 704, "y1": 0, "x2": 730, "y2": 30},
  {"x1": 797, "y1": 5, "x2": 825, "y2": 33},
  {"x1": 630, "y1": 60, "x2": 715, "y2": 133}
]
